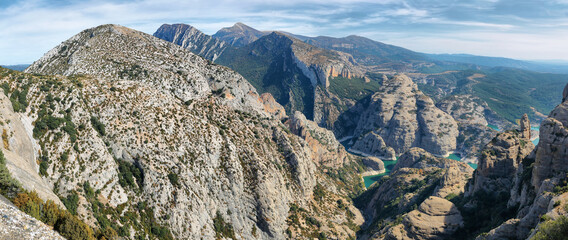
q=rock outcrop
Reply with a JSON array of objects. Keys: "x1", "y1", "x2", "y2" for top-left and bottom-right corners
[
  {"x1": 153, "y1": 23, "x2": 229, "y2": 61},
  {"x1": 286, "y1": 111, "x2": 352, "y2": 168},
  {"x1": 520, "y1": 113, "x2": 531, "y2": 139},
  {"x1": 393, "y1": 148, "x2": 472, "y2": 174},
  {"x1": 436, "y1": 95, "x2": 490, "y2": 126},
  {"x1": 350, "y1": 131, "x2": 396, "y2": 160},
  {"x1": 358, "y1": 148, "x2": 472, "y2": 239},
  {"x1": 362, "y1": 156, "x2": 385, "y2": 172},
  {"x1": 0, "y1": 196, "x2": 65, "y2": 240},
  {"x1": 466, "y1": 127, "x2": 534, "y2": 197},
  {"x1": 336, "y1": 74, "x2": 459, "y2": 157},
  {"x1": 531, "y1": 94, "x2": 568, "y2": 188},
  {"x1": 384, "y1": 196, "x2": 463, "y2": 240},
  {"x1": 462, "y1": 84, "x2": 568, "y2": 240},
  {"x1": 11, "y1": 24, "x2": 362, "y2": 239},
  {"x1": 212, "y1": 22, "x2": 267, "y2": 47}
]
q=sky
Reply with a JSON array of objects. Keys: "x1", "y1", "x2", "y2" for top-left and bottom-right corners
[{"x1": 1, "y1": 0, "x2": 568, "y2": 65}]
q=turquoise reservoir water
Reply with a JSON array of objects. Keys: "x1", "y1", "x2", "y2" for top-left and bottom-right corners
[
  {"x1": 531, "y1": 126, "x2": 540, "y2": 145},
  {"x1": 446, "y1": 153, "x2": 478, "y2": 169},
  {"x1": 487, "y1": 124, "x2": 500, "y2": 131},
  {"x1": 363, "y1": 159, "x2": 398, "y2": 188},
  {"x1": 362, "y1": 152, "x2": 480, "y2": 188}
]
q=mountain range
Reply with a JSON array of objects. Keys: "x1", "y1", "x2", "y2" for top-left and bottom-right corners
[
  {"x1": 154, "y1": 22, "x2": 568, "y2": 125},
  {"x1": 0, "y1": 22, "x2": 567, "y2": 240}
]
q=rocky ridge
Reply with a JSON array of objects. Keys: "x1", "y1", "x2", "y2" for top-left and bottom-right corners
[
  {"x1": 355, "y1": 147, "x2": 473, "y2": 239},
  {"x1": 212, "y1": 22, "x2": 267, "y2": 47},
  {"x1": 158, "y1": 24, "x2": 376, "y2": 129},
  {"x1": 3, "y1": 24, "x2": 365, "y2": 239},
  {"x1": 153, "y1": 24, "x2": 228, "y2": 61},
  {"x1": 443, "y1": 84, "x2": 568, "y2": 240},
  {"x1": 336, "y1": 74, "x2": 459, "y2": 158}
]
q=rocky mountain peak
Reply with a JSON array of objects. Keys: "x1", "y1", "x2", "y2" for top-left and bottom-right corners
[
  {"x1": 8, "y1": 24, "x2": 366, "y2": 239},
  {"x1": 213, "y1": 22, "x2": 266, "y2": 47},
  {"x1": 26, "y1": 24, "x2": 267, "y2": 115},
  {"x1": 153, "y1": 23, "x2": 228, "y2": 61}
]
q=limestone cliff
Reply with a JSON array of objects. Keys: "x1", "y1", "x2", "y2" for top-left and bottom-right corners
[
  {"x1": 355, "y1": 148, "x2": 472, "y2": 239},
  {"x1": 336, "y1": 74, "x2": 459, "y2": 158},
  {"x1": 466, "y1": 126, "x2": 534, "y2": 197},
  {"x1": 4, "y1": 24, "x2": 363, "y2": 239},
  {"x1": 286, "y1": 111, "x2": 352, "y2": 168},
  {"x1": 153, "y1": 24, "x2": 229, "y2": 61},
  {"x1": 453, "y1": 84, "x2": 568, "y2": 240}
]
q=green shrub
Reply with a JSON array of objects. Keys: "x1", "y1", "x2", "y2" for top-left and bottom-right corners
[
  {"x1": 532, "y1": 216, "x2": 568, "y2": 240},
  {"x1": 39, "y1": 155, "x2": 49, "y2": 176},
  {"x1": 55, "y1": 213, "x2": 96, "y2": 240},
  {"x1": 62, "y1": 191, "x2": 79, "y2": 215},
  {"x1": 0, "y1": 149, "x2": 21, "y2": 198},
  {"x1": 167, "y1": 172, "x2": 180, "y2": 187},
  {"x1": 117, "y1": 160, "x2": 143, "y2": 189},
  {"x1": 90, "y1": 116, "x2": 105, "y2": 136},
  {"x1": 83, "y1": 181, "x2": 95, "y2": 199},
  {"x1": 213, "y1": 210, "x2": 235, "y2": 239}
]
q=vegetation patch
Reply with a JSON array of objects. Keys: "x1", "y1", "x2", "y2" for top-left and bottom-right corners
[{"x1": 213, "y1": 210, "x2": 235, "y2": 239}]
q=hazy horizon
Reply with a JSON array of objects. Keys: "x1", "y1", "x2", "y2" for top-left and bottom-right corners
[{"x1": 1, "y1": 0, "x2": 567, "y2": 65}]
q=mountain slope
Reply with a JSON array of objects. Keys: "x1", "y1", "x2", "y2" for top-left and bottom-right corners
[
  {"x1": 212, "y1": 22, "x2": 267, "y2": 47},
  {"x1": 15, "y1": 24, "x2": 365, "y2": 239},
  {"x1": 215, "y1": 31, "x2": 373, "y2": 127},
  {"x1": 305, "y1": 35, "x2": 426, "y2": 67},
  {"x1": 427, "y1": 53, "x2": 568, "y2": 74},
  {"x1": 153, "y1": 23, "x2": 229, "y2": 61},
  {"x1": 335, "y1": 74, "x2": 459, "y2": 157}
]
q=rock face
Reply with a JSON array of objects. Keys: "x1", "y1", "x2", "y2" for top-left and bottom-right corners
[
  {"x1": 362, "y1": 156, "x2": 385, "y2": 172},
  {"x1": 0, "y1": 92, "x2": 63, "y2": 207},
  {"x1": 153, "y1": 23, "x2": 229, "y2": 61},
  {"x1": 336, "y1": 74, "x2": 459, "y2": 157},
  {"x1": 13, "y1": 24, "x2": 362, "y2": 239},
  {"x1": 463, "y1": 84, "x2": 568, "y2": 240},
  {"x1": 436, "y1": 94, "x2": 490, "y2": 126},
  {"x1": 385, "y1": 196, "x2": 463, "y2": 240},
  {"x1": 358, "y1": 148, "x2": 472, "y2": 239},
  {"x1": 437, "y1": 94, "x2": 499, "y2": 161},
  {"x1": 466, "y1": 128, "x2": 534, "y2": 197},
  {"x1": 531, "y1": 96, "x2": 568, "y2": 188},
  {"x1": 0, "y1": 196, "x2": 65, "y2": 240},
  {"x1": 350, "y1": 131, "x2": 396, "y2": 160},
  {"x1": 212, "y1": 22, "x2": 267, "y2": 47},
  {"x1": 286, "y1": 111, "x2": 352, "y2": 168}
]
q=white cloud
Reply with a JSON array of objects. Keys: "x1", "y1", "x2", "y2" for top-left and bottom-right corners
[{"x1": 0, "y1": 0, "x2": 567, "y2": 64}]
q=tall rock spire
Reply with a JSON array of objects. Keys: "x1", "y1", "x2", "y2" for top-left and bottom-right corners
[{"x1": 520, "y1": 113, "x2": 530, "y2": 139}]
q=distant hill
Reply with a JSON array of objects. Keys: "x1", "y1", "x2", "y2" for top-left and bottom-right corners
[
  {"x1": 212, "y1": 22, "x2": 267, "y2": 47},
  {"x1": 0, "y1": 64, "x2": 29, "y2": 71},
  {"x1": 157, "y1": 22, "x2": 568, "y2": 124},
  {"x1": 426, "y1": 53, "x2": 568, "y2": 74},
  {"x1": 305, "y1": 35, "x2": 427, "y2": 66}
]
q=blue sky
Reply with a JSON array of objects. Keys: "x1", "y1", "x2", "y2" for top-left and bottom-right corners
[{"x1": 1, "y1": 0, "x2": 568, "y2": 65}]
